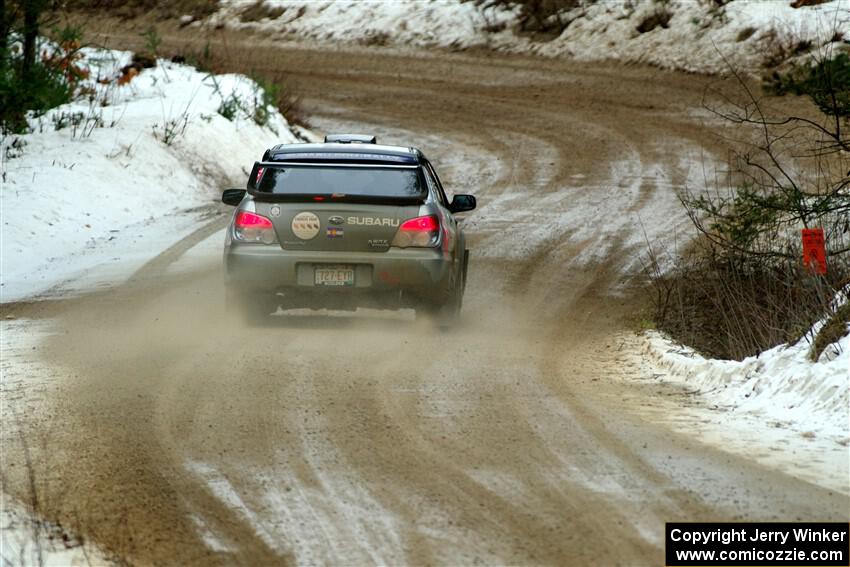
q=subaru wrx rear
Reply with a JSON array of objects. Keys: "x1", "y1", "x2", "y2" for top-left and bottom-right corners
[{"x1": 221, "y1": 135, "x2": 477, "y2": 325}]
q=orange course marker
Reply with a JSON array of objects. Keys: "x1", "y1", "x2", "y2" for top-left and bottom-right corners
[{"x1": 801, "y1": 228, "x2": 827, "y2": 275}]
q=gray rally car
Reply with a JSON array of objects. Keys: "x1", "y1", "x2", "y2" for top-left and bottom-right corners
[{"x1": 221, "y1": 134, "x2": 476, "y2": 324}]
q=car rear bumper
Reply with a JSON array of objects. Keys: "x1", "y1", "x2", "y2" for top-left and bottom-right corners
[{"x1": 224, "y1": 243, "x2": 453, "y2": 305}]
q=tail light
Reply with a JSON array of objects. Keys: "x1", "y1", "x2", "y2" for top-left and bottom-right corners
[
  {"x1": 391, "y1": 215, "x2": 440, "y2": 248},
  {"x1": 234, "y1": 210, "x2": 277, "y2": 244}
]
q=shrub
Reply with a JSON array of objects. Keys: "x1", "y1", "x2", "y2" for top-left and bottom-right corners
[
  {"x1": 646, "y1": 242, "x2": 847, "y2": 360},
  {"x1": 790, "y1": 0, "x2": 831, "y2": 7},
  {"x1": 636, "y1": 9, "x2": 672, "y2": 34},
  {"x1": 139, "y1": 26, "x2": 161, "y2": 57},
  {"x1": 217, "y1": 93, "x2": 240, "y2": 121},
  {"x1": 690, "y1": 54, "x2": 849, "y2": 264},
  {"x1": 1, "y1": 15, "x2": 87, "y2": 134},
  {"x1": 1, "y1": 61, "x2": 73, "y2": 133},
  {"x1": 61, "y1": 0, "x2": 220, "y2": 20},
  {"x1": 212, "y1": 74, "x2": 291, "y2": 129},
  {"x1": 648, "y1": 51, "x2": 849, "y2": 359},
  {"x1": 147, "y1": 39, "x2": 308, "y2": 127},
  {"x1": 153, "y1": 113, "x2": 189, "y2": 146},
  {"x1": 761, "y1": 28, "x2": 816, "y2": 68},
  {"x1": 239, "y1": 1, "x2": 285, "y2": 23},
  {"x1": 810, "y1": 300, "x2": 850, "y2": 360},
  {"x1": 736, "y1": 27, "x2": 756, "y2": 42},
  {"x1": 482, "y1": 0, "x2": 589, "y2": 37},
  {"x1": 765, "y1": 52, "x2": 850, "y2": 122},
  {"x1": 250, "y1": 76, "x2": 278, "y2": 127},
  {"x1": 51, "y1": 110, "x2": 85, "y2": 131},
  {"x1": 359, "y1": 31, "x2": 391, "y2": 47},
  {"x1": 179, "y1": 42, "x2": 215, "y2": 74}
]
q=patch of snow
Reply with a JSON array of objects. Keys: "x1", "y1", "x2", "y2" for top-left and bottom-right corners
[
  {"x1": 619, "y1": 292, "x2": 849, "y2": 494},
  {"x1": 185, "y1": 461, "x2": 281, "y2": 551},
  {"x1": 538, "y1": 0, "x2": 850, "y2": 74},
  {"x1": 0, "y1": 492, "x2": 111, "y2": 567},
  {"x1": 209, "y1": 0, "x2": 850, "y2": 74},
  {"x1": 186, "y1": 450, "x2": 407, "y2": 564},
  {"x1": 645, "y1": 320, "x2": 848, "y2": 441},
  {"x1": 189, "y1": 514, "x2": 231, "y2": 553},
  {"x1": 466, "y1": 145, "x2": 702, "y2": 276},
  {"x1": 210, "y1": 0, "x2": 520, "y2": 50},
  {"x1": 0, "y1": 318, "x2": 64, "y2": 431},
  {"x1": 1, "y1": 46, "x2": 308, "y2": 564},
  {"x1": 1, "y1": 47, "x2": 299, "y2": 302},
  {"x1": 0, "y1": 319, "x2": 111, "y2": 566},
  {"x1": 184, "y1": 353, "x2": 408, "y2": 564}
]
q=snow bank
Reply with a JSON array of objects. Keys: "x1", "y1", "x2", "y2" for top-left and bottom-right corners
[
  {"x1": 644, "y1": 295, "x2": 849, "y2": 441},
  {"x1": 1, "y1": 318, "x2": 112, "y2": 566},
  {"x1": 1, "y1": 47, "x2": 300, "y2": 302},
  {"x1": 209, "y1": 0, "x2": 520, "y2": 49},
  {"x1": 1, "y1": 491, "x2": 109, "y2": 567},
  {"x1": 616, "y1": 291, "x2": 847, "y2": 491},
  {"x1": 207, "y1": 0, "x2": 850, "y2": 74},
  {"x1": 535, "y1": 0, "x2": 850, "y2": 74}
]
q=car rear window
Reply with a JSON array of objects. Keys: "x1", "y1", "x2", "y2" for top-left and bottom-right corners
[{"x1": 256, "y1": 165, "x2": 425, "y2": 200}]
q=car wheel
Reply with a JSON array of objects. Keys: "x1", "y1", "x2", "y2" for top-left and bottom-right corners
[
  {"x1": 442, "y1": 273, "x2": 464, "y2": 326},
  {"x1": 417, "y1": 269, "x2": 463, "y2": 329}
]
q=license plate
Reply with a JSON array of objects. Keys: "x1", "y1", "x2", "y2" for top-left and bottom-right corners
[{"x1": 314, "y1": 264, "x2": 355, "y2": 286}]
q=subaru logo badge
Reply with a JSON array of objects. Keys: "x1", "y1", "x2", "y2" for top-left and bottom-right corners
[{"x1": 328, "y1": 215, "x2": 345, "y2": 225}]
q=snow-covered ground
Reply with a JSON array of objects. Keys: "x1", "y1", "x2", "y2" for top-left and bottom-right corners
[
  {"x1": 0, "y1": 318, "x2": 112, "y2": 566},
  {"x1": 1, "y1": 490, "x2": 110, "y2": 567},
  {"x1": 207, "y1": 0, "x2": 850, "y2": 74},
  {"x1": 646, "y1": 316, "x2": 848, "y2": 441},
  {"x1": 0, "y1": 46, "x2": 301, "y2": 302},
  {"x1": 1, "y1": 46, "x2": 307, "y2": 564},
  {"x1": 616, "y1": 292, "x2": 849, "y2": 493}
]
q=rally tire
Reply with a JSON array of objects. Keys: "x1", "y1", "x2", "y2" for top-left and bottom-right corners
[{"x1": 417, "y1": 267, "x2": 464, "y2": 329}]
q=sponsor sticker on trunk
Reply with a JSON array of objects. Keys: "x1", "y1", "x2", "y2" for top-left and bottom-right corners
[{"x1": 291, "y1": 212, "x2": 320, "y2": 240}]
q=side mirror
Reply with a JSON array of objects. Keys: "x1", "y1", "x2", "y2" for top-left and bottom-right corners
[
  {"x1": 247, "y1": 161, "x2": 263, "y2": 191},
  {"x1": 222, "y1": 189, "x2": 246, "y2": 206},
  {"x1": 448, "y1": 194, "x2": 476, "y2": 213}
]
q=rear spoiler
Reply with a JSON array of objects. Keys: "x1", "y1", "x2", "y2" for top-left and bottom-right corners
[
  {"x1": 324, "y1": 134, "x2": 376, "y2": 144},
  {"x1": 248, "y1": 193, "x2": 426, "y2": 206}
]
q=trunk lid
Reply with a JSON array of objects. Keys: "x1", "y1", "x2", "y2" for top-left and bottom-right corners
[{"x1": 256, "y1": 202, "x2": 421, "y2": 253}]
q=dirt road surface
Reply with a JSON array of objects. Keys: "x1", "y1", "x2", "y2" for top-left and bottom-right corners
[{"x1": 2, "y1": 43, "x2": 848, "y2": 566}]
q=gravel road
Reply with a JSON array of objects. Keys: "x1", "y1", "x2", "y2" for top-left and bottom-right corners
[{"x1": 2, "y1": 43, "x2": 847, "y2": 566}]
